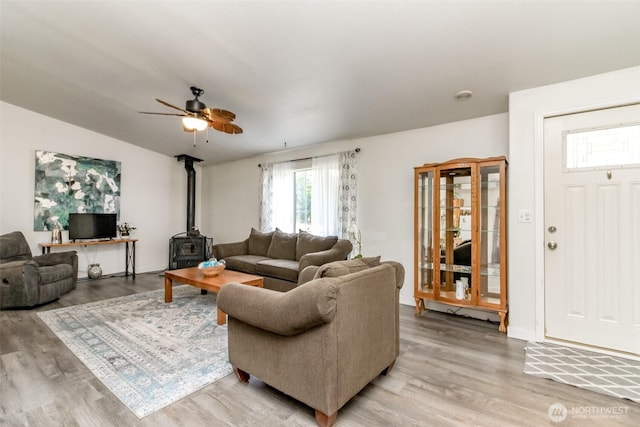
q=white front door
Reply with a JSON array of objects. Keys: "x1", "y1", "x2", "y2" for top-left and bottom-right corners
[{"x1": 544, "y1": 104, "x2": 640, "y2": 355}]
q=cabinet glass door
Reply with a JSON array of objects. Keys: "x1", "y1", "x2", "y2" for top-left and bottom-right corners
[
  {"x1": 414, "y1": 157, "x2": 507, "y2": 331},
  {"x1": 478, "y1": 163, "x2": 503, "y2": 306},
  {"x1": 417, "y1": 169, "x2": 435, "y2": 296},
  {"x1": 438, "y1": 165, "x2": 473, "y2": 302}
]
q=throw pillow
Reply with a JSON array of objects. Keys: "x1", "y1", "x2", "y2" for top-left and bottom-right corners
[
  {"x1": 266, "y1": 229, "x2": 298, "y2": 260},
  {"x1": 295, "y1": 230, "x2": 338, "y2": 261},
  {"x1": 313, "y1": 256, "x2": 381, "y2": 279},
  {"x1": 248, "y1": 228, "x2": 274, "y2": 256}
]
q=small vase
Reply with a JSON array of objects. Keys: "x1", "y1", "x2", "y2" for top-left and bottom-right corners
[
  {"x1": 120, "y1": 232, "x2": 129, "y2": 238},
  {"x1": 51, "y1": 222, "x2": 62, "y2": 244},
  {"x1": 88, "y1": 263, "x2": 102, "y2": 280}
]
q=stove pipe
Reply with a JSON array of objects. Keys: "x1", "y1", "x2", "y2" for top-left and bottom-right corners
[{"x1": 175, "y1": 154, "x2": 203, "y2": 233}]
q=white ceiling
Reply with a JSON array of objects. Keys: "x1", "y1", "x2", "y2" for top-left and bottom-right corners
[{"x1": 2, "y1": 1, "x2": 639, "y2": 165}]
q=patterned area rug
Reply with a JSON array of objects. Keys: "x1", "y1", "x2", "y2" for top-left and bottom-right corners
[
  {"x1": 38, "y1": 286, "x2": 232, "y2": 418},
  {"x1": 524, "y1": 341, "x2": 640, "y2": 403}
]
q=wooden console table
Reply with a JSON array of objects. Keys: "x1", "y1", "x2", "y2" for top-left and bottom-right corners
[{"x1": 41, "y1": 239, "x2": 137, "y2": 278}]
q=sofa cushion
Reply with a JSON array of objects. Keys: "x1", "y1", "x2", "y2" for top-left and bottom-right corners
[
  {"x1": 313, "y1": 256, "x2": 381, "y2": 279},
  {"x1": 224, "y1": 255, "x2": 272, "y2": 274},
  {"x1": 295, "y1": 231, "x2": 338, "y2": 261},
  {"x1": 248, "y1": 228, "x2": 274, "y2": 257},
  {"x1": 266, "y1": 229, "x2": 298, "y2": 260},
  {"x1": 256, "y1": 259, "x2": 300, "y2": 283}
]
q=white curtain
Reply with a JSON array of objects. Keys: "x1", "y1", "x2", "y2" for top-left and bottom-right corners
[
  {"x1": 259, "y1": 161, "x2": 293, "y2": 232},
  {"x1": 258, "y1": 164, "x2": 273, "y2": 231},
  {"x1": 311, "y1": 154, "x2": 340, "y2": 236},
  {"x1": 260, "y1": 150, "x2": 358, "y2": 238},
  {"x1": 338, "y1": 150, "x2": 358, "y2": 240}
]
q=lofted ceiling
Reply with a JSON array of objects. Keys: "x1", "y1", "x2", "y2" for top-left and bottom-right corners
[{"x1": 1, "y1": 1, "x2": 639, "y2": 165}]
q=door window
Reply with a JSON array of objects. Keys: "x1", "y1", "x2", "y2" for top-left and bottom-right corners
[{"x1": 564, "y1": 123, "x2": 640, "y2": 170}]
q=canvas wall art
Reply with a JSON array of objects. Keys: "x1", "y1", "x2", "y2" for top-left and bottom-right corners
[{"x1": 34, "y1": 150, "x2": 121, "y2": 231}]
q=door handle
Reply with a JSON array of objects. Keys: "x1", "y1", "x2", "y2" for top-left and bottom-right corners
[{"x1": 547, "y1": 241, "x2": 558, "y2": 250}]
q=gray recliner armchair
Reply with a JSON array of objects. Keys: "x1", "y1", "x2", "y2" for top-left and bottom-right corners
[{"x1": 0, "y1": 231, "x2": 78, "y2": 309}]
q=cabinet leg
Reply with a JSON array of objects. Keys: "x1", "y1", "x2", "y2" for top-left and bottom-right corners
[
  {"x1": 498, "y1": 312, "x2": 507, "y2": 333},
  {"x1": 414, "y1": 298, "x2": 425, "y2": 315}
]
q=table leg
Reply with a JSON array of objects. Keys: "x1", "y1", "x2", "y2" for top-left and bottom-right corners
[
  {"x1": 217, "y1": 308, "x2": 227, "y2": 325},
  {"x1": 164, "y1": 276, "x2": 173, "y2": 303},
  {"x1": 125, "y1": 241, "x2": 136, "y2": 279}
]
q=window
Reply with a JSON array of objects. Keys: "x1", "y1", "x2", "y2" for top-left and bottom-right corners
[
  {"x1": 259, "y1": 150, "x2": 358, "y2": 238},
  {"x1": 294, "y1": 168, "x2": 312, "y2": 232},
  {"x1": 564, "y1": 123, "x2": 640, "y2": 170}
]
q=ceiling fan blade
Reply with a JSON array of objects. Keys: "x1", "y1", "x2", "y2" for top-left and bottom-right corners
[
  {"x1": 139, "y1": 111, "x2": 187, "y2": 117},
  {"x1": 156, "y1": 98, "x2": 190, "y2": 114},
  {"x1": 202, "y1": 108, "x2": 236, "y2": 123},
  {"x1": 210, "y1": 121, "x2": 243, "y2": 134},
  {"x1": 224, "y1": 123, "x2": 243, "y2": 134}
]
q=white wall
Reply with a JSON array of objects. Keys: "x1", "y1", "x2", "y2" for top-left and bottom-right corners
[
  {"x1": 508, "y1": 66, "x2": 640, "y2": 341},
  {"x1": 3, "y1": 66, "x2": 635, "y2": 336},
  {"x1": 201, "y1": 113, "x2": 509, "y2": 308},
  {"x1": 0, "y1": 102, "x2": 189, "y2": 278}
]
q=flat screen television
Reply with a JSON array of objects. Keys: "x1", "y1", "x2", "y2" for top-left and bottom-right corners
[{"x1": 68, "y1": 213, "x2": 117, "y2": 241}]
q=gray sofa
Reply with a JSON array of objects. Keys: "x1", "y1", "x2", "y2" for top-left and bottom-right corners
[
  {"x1": 212, "y1": 228, "x2": 353, "y2": 291},
  {"x1": 217, "y1": 257, "x2": 404, "y2": 427},
  {"x1": 0, "y1": 231, "x2": 78, "y2": 309}
]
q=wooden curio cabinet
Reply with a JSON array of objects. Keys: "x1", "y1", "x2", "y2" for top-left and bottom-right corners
[{"x1": 414, "y1": 157, "x2": 508, "y2": 332}]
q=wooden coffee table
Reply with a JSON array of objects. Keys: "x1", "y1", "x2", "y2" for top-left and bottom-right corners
[{"x1": 164, "y1": 267, "x2": 264, "y2": 325}]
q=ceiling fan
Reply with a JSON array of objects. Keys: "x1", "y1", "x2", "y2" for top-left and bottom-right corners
[{"x1": 139, "y1": 86, "x2": 243, "y2": 136}]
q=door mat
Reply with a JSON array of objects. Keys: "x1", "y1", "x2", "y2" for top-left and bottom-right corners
[{"x1": 524, "y1": 341, "x2": 640, "y2": 404}]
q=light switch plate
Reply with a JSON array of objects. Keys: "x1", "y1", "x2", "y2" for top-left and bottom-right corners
[{"x1": 517, "y1": 209, "x2": 532, "y2": 223}]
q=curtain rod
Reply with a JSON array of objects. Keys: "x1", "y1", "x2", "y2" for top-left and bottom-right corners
[{"x1": 258, "y1": 147, "x2": 360, "y2": 168}]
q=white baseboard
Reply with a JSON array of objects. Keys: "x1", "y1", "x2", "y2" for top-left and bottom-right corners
[{"x1": 507, "y1": 326, "x2": 535, "y2": 341}]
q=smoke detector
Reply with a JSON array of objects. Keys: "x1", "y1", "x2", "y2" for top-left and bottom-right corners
[{"x1": 455, "y1": 90, "x2": 473, "y2": 100}]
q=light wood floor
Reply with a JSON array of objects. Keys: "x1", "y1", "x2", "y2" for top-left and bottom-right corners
[{"x1": 1, "y1": 272, "x2": 638, "y2": 426}]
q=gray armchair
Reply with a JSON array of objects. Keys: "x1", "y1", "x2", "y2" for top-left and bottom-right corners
[
  {"x1": 0, "y1": 231, "x2": 78, "y2": 309},
  {"x1": 217, "y1": 260, "x2": 404, "y2": 427}
]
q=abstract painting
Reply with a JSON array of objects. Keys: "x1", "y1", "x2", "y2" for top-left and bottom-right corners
[{"x1": 34, "y1": 150, "x2": 121, "y2": 231}]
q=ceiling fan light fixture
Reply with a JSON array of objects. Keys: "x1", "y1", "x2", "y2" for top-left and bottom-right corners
[
  {"x1": 182, "y1": 116, "x2": 208, "y2": 131},
  {"x1": 140, "y1": 86, "x2": 241, "y2": 138}
]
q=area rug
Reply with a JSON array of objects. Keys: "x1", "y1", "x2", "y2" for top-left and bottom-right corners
[
  {"x1": 524, "y1": 341, "x2": 640, "y2": 403},
  {"x1": 37, "y1": 285, "x2": 232, "y2": 418}
]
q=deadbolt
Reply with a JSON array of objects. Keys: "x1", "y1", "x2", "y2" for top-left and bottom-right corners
[
  {"x1": 548, "y1": 241, "x2": 558, "y2": 250},
  {"x1": 548, "y1": 226, "x2": 557, "y2": 233}
]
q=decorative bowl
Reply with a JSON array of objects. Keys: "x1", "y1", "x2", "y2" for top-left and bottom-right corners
[
  {"x1": 200, "y1": 264, "x2": 225, "y2": 277},
  {"x1": 198, "y1": 258, "x2": 226, "y2": 277}
]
